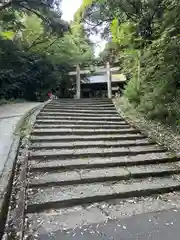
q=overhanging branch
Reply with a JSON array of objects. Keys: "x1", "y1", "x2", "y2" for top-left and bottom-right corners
[
  {"x1": 0, "y1": 1, "x2": 13, "y2": 11},
  {"x1": 27, "y1": 34, "x2": 49, "y2": 51},
  {"x1": 42, "y1": 37, "x2": 58, "y2": 51},
  {"x1": 19, "y1": 3, "x2": 50, "y2": 24}
]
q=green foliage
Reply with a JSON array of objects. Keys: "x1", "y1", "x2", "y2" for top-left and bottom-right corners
[
  {"x1": 0, "y1": 1, "x2": 69, "y2": 37},
  {"x1": 124, "y1": 76, "x2": 140, "y2": 104},
  {"x1": 0, "y1": 2, "x2": 95, "y2": 101},
  {"x1": 77, "y1": 0, "x2": 180, "y2": 128},
  {"x1": 0, "y1": 31, "x2": 15, "y2": 39},
  {"x1": 136, "y1": 35, "x2": 180, "y2": 124},
  {"x1": 99, "y1": 42, "x2": 120, "y2": 64},
  {"x1": 0, "y1": 37, "x2": 70, "y2": 101},
  {"x1": 111, "y1": 20, "x2": 137, "y2": 47}
]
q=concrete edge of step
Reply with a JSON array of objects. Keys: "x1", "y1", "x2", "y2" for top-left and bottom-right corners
[
  {"x1": 29, "y1": 147, "x2": 167, "y2": 161},
  {"x1": 28, "y1": 166, "x2": 180, "y2": 188},
  {"x1": 26, "y1": 180, "x2": 180, "y2": 213},
  {"x1": 0, "y1": 135, "x2": 20, "y2": 239},
  {"x1": 14, "y1": 102, "x2": 45, "y2": 137},
  {"x1": 0, "y1": 100, "x2": 49, "y2": 240}
]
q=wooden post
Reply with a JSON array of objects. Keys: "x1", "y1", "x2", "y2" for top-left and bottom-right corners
[
  {"x1": 106, "y1": 61, "x2": 112, "y2": 98},
  {"x1": 76, "y1": 64, "x2": 81, "y2": 99}
]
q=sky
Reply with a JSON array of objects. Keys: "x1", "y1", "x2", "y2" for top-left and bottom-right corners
[{"x1": 61, "y1": 0, "x2": 106, "y2": 57}]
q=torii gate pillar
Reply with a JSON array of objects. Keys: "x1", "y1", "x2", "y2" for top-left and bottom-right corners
[
  {"x1": 76, "y1": 64, "x2": 81, "y2": 99},
  {"x1": 106, "y1": 61, "x2": 112, "y2": 98}
]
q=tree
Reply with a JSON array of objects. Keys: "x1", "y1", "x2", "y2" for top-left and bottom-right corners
[
  {"x1": 0, "y1": 0, "x2": 69, "y2": 37},
  {"x1": 0, "y1": 3, "x2": 95, "y2": 101},
  {"x1": 76, "y1": 0, "x2": 165, "y2": 40},
  {"x1": 99, "y1": 41, "x2": 120, "y2": 64},
  {"x1": 76, "y1": 0, "x2": 180, "y2": 126}
]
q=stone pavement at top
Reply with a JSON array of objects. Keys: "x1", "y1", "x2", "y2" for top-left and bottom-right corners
[
  {"x1": 0, "y1": 102, "x2": 40, "y2": 174},
  {"x1": 29, "y1": 208, "x2": 180, "y2": 240}
]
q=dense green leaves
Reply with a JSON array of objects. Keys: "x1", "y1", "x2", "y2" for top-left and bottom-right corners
[
  {"x1": 0, "y1": 0, "x2": 69, "y2": 36},
  {"x1": 0, "y1": 1, "x2": 94, "y2": 101},
  {"x1": 77, "y1": 0, "x2": 180, "y2": 127}
]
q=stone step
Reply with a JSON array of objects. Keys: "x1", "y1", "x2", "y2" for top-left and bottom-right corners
[
  {"x1": 39, "y1": 112, "x2": 120, "y2": 117},
  {"x1": 29, "y1": 163, "x2": 180, "y2": 187},
  {"x1": 34, "y1": 124, "x2": 130, "y2": 129},
  {"x1": 46, "y1": 104, "x2": 115, "y2": 108},
  {"x1": 29, "y1": 145, "x2": 167, "y2": 160},
  {"x1": 52, "y1": 98, "x2": 111, "y2": 100},
  {"x1": 29, "y1": 167, "x2": 129, "y2": 186},
  {"x1": 48, "y1": 100, "x2": 112, "y2": 104},
  {"x1": 30, "y1": 139, "x2": 154, "y2": 150},
  {"x1": 44, "y1": 106, "x2": 116, "y2": 110},
  {"x1": 27, "y1": 176, "x2": 180, "y2": 213},
  {"x1": 45, "y1": 101, "x2": 113, "y2": 104},
  {"x1": 30, "y1": 133, "x2": 146, "y2": 142},
  {"x1": 48, "y1": 99, "x2": 113, "y2": 103},
  {"x1": 31, "y1": 128, "x2": 138, "y2": 136},
  {"x1": 29, "y1": 153, "x2": 178, "y2": 171},
  {"x1": 35, "y1": 119, "x2": 127, "y2": 125},
  {"x1": 42, "y1": 108, "x2": 118, "y2": 114},
  {"x1": 50, "y1": 99, "x2": 111, "y2": 103},
  {"x1": 36, "y1": 115, "x2": 123, "y2": 121}
]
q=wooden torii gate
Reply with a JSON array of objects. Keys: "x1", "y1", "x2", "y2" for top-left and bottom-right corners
[{"x1": 69, "y1": 62, "x2": 119, "y2": 99}]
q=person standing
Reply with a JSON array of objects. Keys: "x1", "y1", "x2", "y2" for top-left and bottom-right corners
[{"x1": 48, "y1": 91, "x2": 52, "y2": 99}]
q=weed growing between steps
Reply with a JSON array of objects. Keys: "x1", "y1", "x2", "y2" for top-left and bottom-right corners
[{"x1": 114, "y1": 96, "x2": 180, "y2": 152}]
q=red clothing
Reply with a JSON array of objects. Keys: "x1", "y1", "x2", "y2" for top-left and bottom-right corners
[{"x1": 48, "y1": 92, "x2": 52, "y2": 98}]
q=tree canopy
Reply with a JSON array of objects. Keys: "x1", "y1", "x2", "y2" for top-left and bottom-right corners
[
  {"x1": 0, "y1": 0, "x2": 95, "y2": 101},
  {"x1": 77, "y1": 0, "x2": 180, "y2": 127}
]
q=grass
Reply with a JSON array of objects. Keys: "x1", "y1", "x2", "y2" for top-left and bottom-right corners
[{"x1": 113, "y1": 96, "x2": 180, "y2": 152}]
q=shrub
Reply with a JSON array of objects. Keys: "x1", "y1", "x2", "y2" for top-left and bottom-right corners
[
  {"x1": 124, "y1": 35, "x2": 180, "y2": 129},
  {"x1": 124, "y1": 76, "x2": 140, "y2": 105}
]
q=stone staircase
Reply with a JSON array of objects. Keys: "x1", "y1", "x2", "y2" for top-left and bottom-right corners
[{"x1": 25, "y1": 99, "x2": 180, "y2": 239}]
